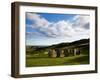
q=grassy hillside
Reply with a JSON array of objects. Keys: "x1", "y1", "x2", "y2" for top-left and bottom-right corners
[{"x1": 26, "y1": 39, "x2": 89, "y2": 67}]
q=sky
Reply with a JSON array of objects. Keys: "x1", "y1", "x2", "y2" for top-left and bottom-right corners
[{"x1": 26, "y1": 12, "x2": 90, "y2": 46}]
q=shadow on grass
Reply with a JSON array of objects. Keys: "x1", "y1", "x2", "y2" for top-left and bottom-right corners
[
  {"x1": 26, "y1": 56, "x2": 50, "y2": 59},
  {"x1": 64, "y1": 55, "x2": 89, "y2": 65}
]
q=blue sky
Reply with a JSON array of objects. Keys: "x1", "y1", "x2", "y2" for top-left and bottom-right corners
[
  {"x1": 37, "y1": 13, "x2": 76, "y2": 22},
  {"x1": 26, "y1": 12, "x2": 90, "y2": 46}
]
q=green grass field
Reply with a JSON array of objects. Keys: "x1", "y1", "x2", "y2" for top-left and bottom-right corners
[{"x1": 26, "y1": 49, "x2": 89, "y2": 67}]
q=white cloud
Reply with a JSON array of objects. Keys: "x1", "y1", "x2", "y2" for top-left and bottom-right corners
[
  {"x1": 26, "y1": 13, "x2": 50, "y2": 28},
  {"x1": 26, "y1": 13, "x2": 90, "y2": 39},
  {"x1": 72, "y1": 15, "x2": 90, "y2": 29}
]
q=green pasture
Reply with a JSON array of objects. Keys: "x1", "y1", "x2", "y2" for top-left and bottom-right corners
[{"x1": 26, "y1": 49, "x2": 89, "y2": 67}]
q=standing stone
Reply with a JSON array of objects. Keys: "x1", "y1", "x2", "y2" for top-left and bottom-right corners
[
  {"x1": 63, "y1": 49, "x2": 69, "y2": 57},
  {"x1": 74, "y1": 48, "x2": 80, "y2": 55},
  {"x1": 74, "y1": 48, "x2": 77, "y2": 56},
  {"x1": 48, "y1": 49, "x2": 52, "y2": 57},
  {"x1": 52, "y1": 49, "x2": 57, "y2": 57},
  {"x1": 60, "y1": 49, "x2": 64, "y2": 57},
  {"x1": 68, "y1": 49, "x2": 72, "y2": 56},
  {"x1": 71, "y1": 49, "x2": 74, "y2": 56},
  {"x1": 76, "y1": 49, "x2": 80, "y2": 55},
  {"x1": 55, "y1": 49, "x2": 61, "y2": 57},
  {"x1": 68, "y1": 49, "x2": 70, "y2": 54},
  {"x1": 48, "y1": 49, "x2": 57, "y2": 58}
]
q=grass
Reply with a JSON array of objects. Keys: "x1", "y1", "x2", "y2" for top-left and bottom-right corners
[{"x1": 26, "y1": 50, "x2": 89, "y2": 67}]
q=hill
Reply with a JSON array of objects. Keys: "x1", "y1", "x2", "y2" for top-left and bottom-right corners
[
  {"x1": 26, "y1": 39, "x2": 89, "y2": 52},
  {"x1": 49, "y1": 39, "x2": 89, "y2": 49}
]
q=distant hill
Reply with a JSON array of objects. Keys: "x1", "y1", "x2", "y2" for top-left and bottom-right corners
[
  {"x1": 26, "y1": 39, "x2": 89, "y2": 51},
  {"x1": 49, "y1": 39, "x2": 89, "y2": 49}
]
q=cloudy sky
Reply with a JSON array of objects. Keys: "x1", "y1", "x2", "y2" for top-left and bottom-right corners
[{"x1": 26, "y1": 12, "x2": 90, "y2": 46}]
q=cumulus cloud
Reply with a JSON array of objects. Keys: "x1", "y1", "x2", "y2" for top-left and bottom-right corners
[
  {"x1": 26, "y1": 13, "x2": 50, "y2": 28},
  {"x1": 72, "y1": 15, "x2": 90, "y2": 29},
  {"x1": 26, "y1": 13, "x2": 90, "y2": 38}
]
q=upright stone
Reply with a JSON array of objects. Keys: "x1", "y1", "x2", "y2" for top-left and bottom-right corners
[
  {"x1": 63, "y1": 49, "x2": 69, "y2": 57},
  {"x1": 56, "y1": 49, "x2": 61, "y2": 57},
  {"x1": 60, "y1": 49, "x2": 64, "y2": 57},
  {"x1": 52, "y1": 49, "x2": 57, "y2": 57}
]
